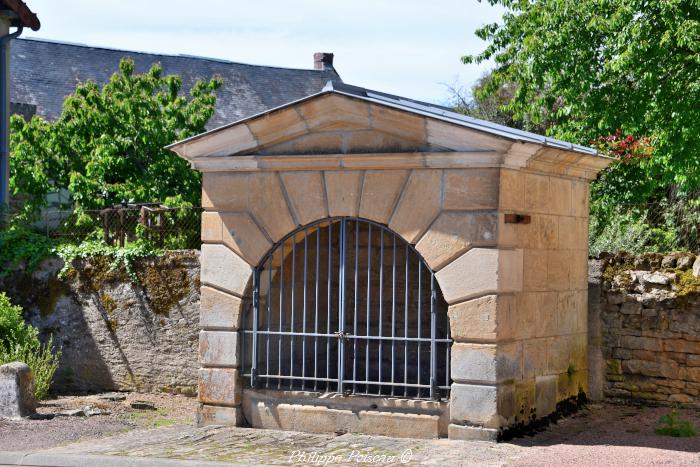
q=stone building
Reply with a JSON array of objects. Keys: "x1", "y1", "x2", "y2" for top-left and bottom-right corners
[{"x1": 168, "y1": 81, "x2": 611, "y2": 440}]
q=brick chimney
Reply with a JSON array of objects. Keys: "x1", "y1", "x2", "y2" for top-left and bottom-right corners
[{"x1": 313, "y1": 52, "x2": 334, "y2": 71}]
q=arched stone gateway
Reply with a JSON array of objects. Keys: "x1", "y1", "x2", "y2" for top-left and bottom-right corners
[{"x1": 169, "y1": 81, "x2": 612, "y2": 440}]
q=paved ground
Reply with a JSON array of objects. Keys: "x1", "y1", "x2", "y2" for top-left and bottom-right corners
[{"x1": 1, "y1": 395, "x2": 700, "y2": 466}]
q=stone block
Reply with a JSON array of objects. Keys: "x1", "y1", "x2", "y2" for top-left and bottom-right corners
[
  {"x1": 549, "y1": 177, "x2": 572, "y2": 215},
  {"x1": 571, "y1": 180, "x2": 589, "y2": 217},
  {"x1": 499, "y1": 168, "x2": 524, "y2": 211},
  {"x1": 199, "y1": 331, "x2": 239, "y2": 367},
  {"x1": 448, "y1": 294, "x2": 516, "y2": 342},
  {"x1": 247, "y1": 106, "x2": 308, "y2": 147},
  {"x1": 358, "y1": 170, "x2": 408, "y2": 224},
  {"x1": 247, "y1": 173, "x2": 296, "y2": 242},
  {"x1": 523, "y1": 249, "x2": 548, "y2": 291},
  {"x1": 535, "y1": 375, "x2": 558, "y2": 418},
  {"x1": 198, "y1": 368, "x2": 241, "y2": 407},
  {"x1": 200, "y1": 286, "x2": 242, "y2": 330},
  {"x1": 370, "y1": 105, "x2": 427, "y2": 143},
  {"x1": 448, "y1": 424, "x2": 498, "y2": 441},
  {"x1": 197, "y1": 404, "x2": 244, "y2": 426},
  {"x1": 389, "y1": 170, "x2": 442, "y2": 243},
  {"x1": 436, "y1": 248, "x2": 523, "y2": 304},
  {"x1": 513, "y1": 380, "x2": 536, "y2": 423},
  {"x1": 221, "y1": 212, "x2": 271, "y2": 266},
  {"x1": 0, "y1": 362, "x2": 36, "y2": 418},
  {"x1": 280, "y1": 171, "x2": 328, "y2": 226},
  {"x1": 451, "y1": 343, "x2": 497, "y2": 383},
  {"x1": 535, "y1": 215, "x2": 558, "y2": 250},
  {"x1": 546, "y1": 250, "x2": 570, "y2": 291},
  {"x1": 324, "y1": 171, "x2": 363, "y2": 217},
  {"x1": 415, "y1": 211, "x2": 498, "y2": 270},
  {"x1": 450, "y1": 383, "x2": 499, "y2": 428},
  {"x1": 201, "y1": 211, "x2": 222, "y2": 243},
  {"x1": 201, "y1": 173, "x2": 249, "y2": 210},
  {"x1": 200, "y1": 244, "x2": 253, "y2": 296},
  {"x1": 442, "y1": 168, "x2": 500, "y2": 210},
  {"x1": 523, "y1": 173, "x2": 549, "y2": 213},
  {"x1": 523, "y1": 338, "x2": 547, "y2": 379},
  {"x1": 557, "y1": 216, "x2": 577, "y2": 250},
  {"x1": 664, "y1": 339, "x2": 700, "y2": 354},
  {"x1": 298, "y1": 93, "x2": 370, "y2": 131}
]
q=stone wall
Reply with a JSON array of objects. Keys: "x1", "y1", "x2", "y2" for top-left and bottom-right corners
[
  {"x1": 0, "y1": 251, "x2": 200, "y2": 395},
  {"x1": 590, "y1": 252, "x2": 700, "y2": 406}
]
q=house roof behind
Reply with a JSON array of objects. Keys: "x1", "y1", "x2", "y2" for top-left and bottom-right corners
[{"x1": 10, "y1": 38, "x2": 340, "y2": 129}]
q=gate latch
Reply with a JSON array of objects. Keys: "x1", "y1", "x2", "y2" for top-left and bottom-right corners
[{"x1": 334, "y1": 331, "x2": 352, "y2": 340}]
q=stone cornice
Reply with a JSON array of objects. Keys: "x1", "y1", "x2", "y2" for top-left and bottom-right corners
[{"x1": 190, "y1": 149, "x2": 612, "y2": 180}]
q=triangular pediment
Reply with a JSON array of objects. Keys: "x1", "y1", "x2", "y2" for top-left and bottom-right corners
[{"x1": 170, "y1": 93, "x2": 513, "y2": 160}]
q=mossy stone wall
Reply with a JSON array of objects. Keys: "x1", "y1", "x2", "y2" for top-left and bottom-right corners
[{"x1": 0, "y1": 251, "x2": 200, "y2": 395}]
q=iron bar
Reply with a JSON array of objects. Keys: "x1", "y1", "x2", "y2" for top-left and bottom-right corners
[
  {"x1": 251, "y1": 268, "x2": 260, "y2": 387},
  {"x1": 244, "y1": 217, "x2": 452, "y2": 400},
  {"x1": 290, "y1": 233, "x2": 296, "y2": 389},
  {"x1": 302, "y1": 229, "x2": 308, "y2": 390},
  {"x1": 353, "y1": 220, "x2": 359, "y2": 393}
]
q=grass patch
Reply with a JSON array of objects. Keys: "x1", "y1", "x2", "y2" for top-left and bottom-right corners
[{"x1": 655, "y1": 409, "x2": 696, "y2": 437}]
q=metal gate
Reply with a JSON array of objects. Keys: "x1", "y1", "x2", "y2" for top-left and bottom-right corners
[{"x1": 241, "y1": 218, "x2": 452, "y2": 400}]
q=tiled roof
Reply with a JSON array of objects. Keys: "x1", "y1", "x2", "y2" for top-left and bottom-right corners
[{"x1": 10, "y1": 38, "x2": 340, "y2": 129}]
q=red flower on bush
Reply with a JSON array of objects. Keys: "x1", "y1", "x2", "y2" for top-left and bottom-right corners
[{"x1": 592, "y1": 130, "x2": 653, "y2": 164}]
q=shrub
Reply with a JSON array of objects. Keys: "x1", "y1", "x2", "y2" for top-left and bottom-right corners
[
  {"x1": 655, "y1": 409, "x2": 696, "y2": 437},
  {"x1": 0, "y1": 292, "x2": 61, "y2": 400}
]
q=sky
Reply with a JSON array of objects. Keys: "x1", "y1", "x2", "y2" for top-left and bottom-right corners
[{"x1": 22, "y1": 0, "x2": 505, "y2": 104}]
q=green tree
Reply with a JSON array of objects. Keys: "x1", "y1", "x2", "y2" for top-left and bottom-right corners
[
  {"x1": 10, "y1": 59, "x2": 222, "y2": 218},
  {"x1": 464, "y1": 0, "x2": 700, "y2": 203}
]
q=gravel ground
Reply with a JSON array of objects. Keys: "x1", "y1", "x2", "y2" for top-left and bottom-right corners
[
  {"x1": 2, "y1": 396, "x2": 700, "y2": 465},
  {"x1": 509, "y1": 403, "x2": 700, "y2": 466},
  {"x1": 0, "y1": 392, "x2": 196, "y2": 452}
]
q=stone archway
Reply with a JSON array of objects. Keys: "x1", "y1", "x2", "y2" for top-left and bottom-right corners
[{"x1": 171, "y1": 83, "x2": 611, "y2": 440}]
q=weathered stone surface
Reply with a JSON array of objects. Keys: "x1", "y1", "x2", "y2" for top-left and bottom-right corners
[
  {"x1": 450, "y1": 383, "x2": 499, "y2": 428},
  {"x1": 0, "y1": 362, "x2": 36, "y2": 418},
  {"x1": 389, "y1": 170, "x2": 442, "y2": 243},
  {"x1": 200, "y1": 244, "x2": 253, "y2": 296},
  {"x1": 416, "y1": 211, "x2": 498, "y2": 270},
  {"x1": 442, "y1": 169, "x2": 500, "y2": 210},
  {"x1": 0, "y1": 253, "x2": 201, "y2": 395},
  {"x1": 280, "y1": 171, "x2": 328, "y2": 226},
  {"x1": 221, "y1": 212, "x2": 271, "y2": 266},
  {"x1": 199, "y1": 368, "x2": 241, "y2": 406},
  {"x1": 197, "y1": 404, "x2": 245, "y2": 427},
  {"x1": 693, "y1": 256, "x2": 700, "y2": 277},
  {"x1": 200, "y1": 286, "x2": 242, "y2": 330},
  {"x1": 201, "y1": 211, "x2": 223, "y2": 243},
  {"x1": 200, "y1": 331, "x2": 239, "y2": 368},
  {"x1": 535, "y1": 375, "x2": 558, "y2": 418},
  {"x1": 358, "y1": 170, "x2": 408, "y2": 224},
  {"x1": 448, "y1": 423, "x2": 498, "y2": 441},
  {"x1": 436, "y1": 248, "x2": 523, "y2": 304},
  {"x1": 247, "y1": 173, "x2": 296, "y2": 242},
  {"x1": 324, "y1": 171, "x2": 363, "y2": 217},
  {"x1": 448, "y1": 294, "x2": 516, "y2": 342}
]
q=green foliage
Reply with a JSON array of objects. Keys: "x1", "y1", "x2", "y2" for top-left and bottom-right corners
[
  {"x1": 0, "y1": 227, "x2": 55, "y2": 278},
  {"x1": 0, "y1": 292, "x2": 35, "y2": 348},
  {"x1": 0, "y1": 293, "x2": 61, "y2": 400},
  {"x1": 55, "y1": 239, "x2": 162, "y2": 283},
  {"x1": 465, "y1": 0, "x2": 700, "y2": 204},
  {"x1": 0, "y1": 336, "x2": 61, "y2": 400},
  {"x1": 10, "y1": 58, "x2": 222, "y2": 219},
  {"x1": 655, "y1": 409, "x2": 696, "y2": 437}
]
